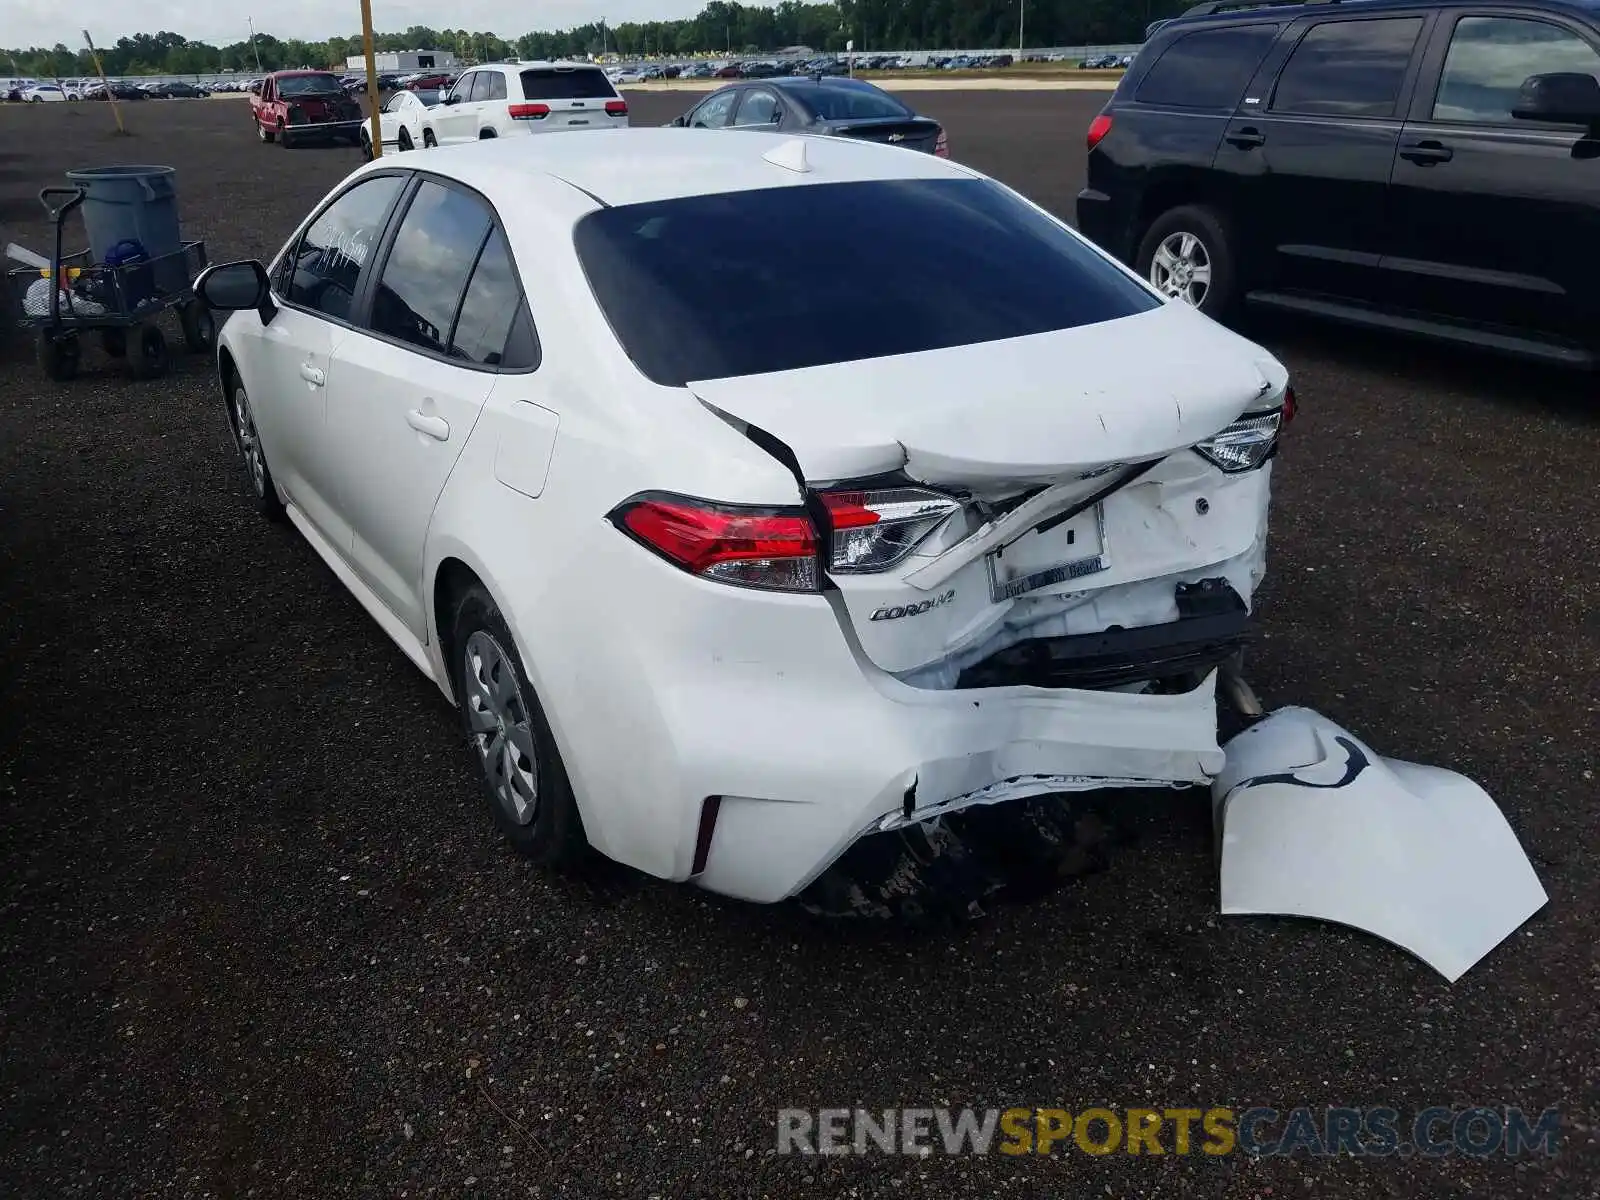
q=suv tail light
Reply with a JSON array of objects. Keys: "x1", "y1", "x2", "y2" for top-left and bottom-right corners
[
  {"x1": 933, "y1": 128, "x2": 949, "y2": 158},
  {"x1": 509, "y1": 102, "x2": 550, "y2": 120},
  {"x1": 609, "y1": 493, "x2": 820, "y2": 592},
  {"x1": 1087, "y1": 112, "x2": 1113, "y2": 151},
  {"x1": 1194, "y1": 393, "x2": 1293, "y2": 473},
  {"x1": 819, "y1": 488, "x2": 961, "y2": 573},
  {"x1": 605, "y1": 99, "x2": 628, "y2": 115}
]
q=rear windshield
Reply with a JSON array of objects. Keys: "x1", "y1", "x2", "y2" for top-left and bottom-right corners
[
  {"x1": 520, "y1": 68, "x2": 615, "y2": 100},
  {"x1": 280, "y1": 74, "x2": 344, "y2": 95},
  {"x1": 797, "y1": 85, "x2": 911, "y2": 121},
  {"x1": 575, "y1": 178, "x2": 1160, "y2": 386}
]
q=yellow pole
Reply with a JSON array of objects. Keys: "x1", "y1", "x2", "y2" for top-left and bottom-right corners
[
  {"x1": 360, "y1": 0, "x2": 381, "y2": 157},
  {"x1": 83, "y1": 30, "x2": 125, "y2": 135}
]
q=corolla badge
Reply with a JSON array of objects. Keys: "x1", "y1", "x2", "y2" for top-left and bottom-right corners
[{"x1": 870, "y1": 590, "x2": 954, "y2": 621}]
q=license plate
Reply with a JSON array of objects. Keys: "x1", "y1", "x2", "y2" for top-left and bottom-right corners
[
  {"x1": 564, "y1": 118, "x2": 590, "y2": 126},
  {"x1": 986, "y1": 504, "x2": 1110, "y2": 602}
]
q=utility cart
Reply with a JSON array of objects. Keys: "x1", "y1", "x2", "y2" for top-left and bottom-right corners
[{"x1": 7, "y1": 183, "x2": 213, "y2": 381}]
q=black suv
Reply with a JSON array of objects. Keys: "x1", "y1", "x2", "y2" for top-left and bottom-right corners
[{"x1": 1078, "y1": 0, "x2": 1600, "y2": 367}]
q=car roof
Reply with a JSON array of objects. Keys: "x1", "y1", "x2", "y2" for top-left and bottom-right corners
[
  {"x1": 383, "y1": 126, "x2": 969, "y2": 209},
  {"x1": 273, "y1": 69, "x2": 340, "y2": 77},
  {"x1": 769, "y1": 76, "x2": 890, "y2": 94},
  {"x1": 1169, "y1": 0, "x2": 1600, "y2": 24},
  {"x1": 476, "y1": 60, "x2": 602, "y2": 71}
]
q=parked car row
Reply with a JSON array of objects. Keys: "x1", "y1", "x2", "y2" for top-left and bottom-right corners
[{"x1": 3, "y1": 76, "x2": 218, "y2": 101}]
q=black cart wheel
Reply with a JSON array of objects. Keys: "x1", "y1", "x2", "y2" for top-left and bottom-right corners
[
  {"x1": 128, "y1": 325, "x2": 170, "y2": 380},
  {"x1": 100, "y1": 328, "x2": 127, "y2": 358},
  {"x1": 180, "y1": 301, "x2": 216, "y2": 353},
  {"x1": 37, "y1": 330, "x2": 81, "y2": 381}
]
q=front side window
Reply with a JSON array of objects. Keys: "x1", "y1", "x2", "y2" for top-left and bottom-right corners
[
  {"x1": 1271, "y1": 17, "x2": 1425, "y2": 118},
  {"x1": 1433, "y1": 17, "x2": 1600, "y2": 123},
  {"x1": 1136, "y1": 25, "x2": 1282, "y2": 109},
  {"x1": 575, "y1": 178, "x2": 1161, "y2": 387},
  {"x1": 449, "y1": 73, "x2": 476, "y2": 104},
  {"x1": 282, "y1": 174, "x2": 404, "y2": 321},
  {"x1": 367, "y1": 181, "x2": 491, "y2": 356}
]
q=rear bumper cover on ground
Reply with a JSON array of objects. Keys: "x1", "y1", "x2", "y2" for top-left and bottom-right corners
[
  {"x1": 285, "y1": 118, "x2": 364, "y2": 140},
  {"x1": 1213, "y1": 707, "x2": 1548, "y2": 982}
]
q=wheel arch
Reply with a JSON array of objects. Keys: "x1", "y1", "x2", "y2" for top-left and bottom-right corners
[{"x1": 217, "y1": 345, "x2": 243, "y2": 455}]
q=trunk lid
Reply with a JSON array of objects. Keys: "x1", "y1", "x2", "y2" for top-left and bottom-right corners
[
  {"x1": 823, "y1": 116, "x2": 943, "y2": 153},
  {"x1": 688, "y1": 302, "x2": 1285, "y2": 678}
]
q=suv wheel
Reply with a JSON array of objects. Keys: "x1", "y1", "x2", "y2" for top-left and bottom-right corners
[{"x1": 1136, "y1": 205, "x2": 1237, "y2": 318}]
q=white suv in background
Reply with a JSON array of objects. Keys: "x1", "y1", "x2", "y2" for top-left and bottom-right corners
[{"x1": 432, "y1": 62, "x2": 628, "y2": 144}]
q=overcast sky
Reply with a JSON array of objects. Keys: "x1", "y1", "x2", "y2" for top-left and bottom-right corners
[{"x1": 10, "y1": 1, "x2": 706, "y2": 50}]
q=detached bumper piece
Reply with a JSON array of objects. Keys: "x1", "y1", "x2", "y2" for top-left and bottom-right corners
[
  {"x1": 1212, "y1": 707, "x2": 1548, "y2": 982},
  {"x1": 957, "y1": 578, "x2": 1250, "y2": 691}
]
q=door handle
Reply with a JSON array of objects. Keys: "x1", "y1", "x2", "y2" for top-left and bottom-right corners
[
  {"x1": 406, "y1": 409, "x2": 450, "y2": 441},
  {"x1": 1225, "y1": 127, "x2": 1266, "y2": 149},
  {"x1": 1400, "y1": 141, "x2": 1453, "y2": 165},
  {"x1": 298, "y1": 363, "x2": 325, "y2": 387}
]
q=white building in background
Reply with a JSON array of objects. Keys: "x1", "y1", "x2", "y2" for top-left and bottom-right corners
[{"x1": 344, "y1": 50, "x2": 460, "y2": 73}]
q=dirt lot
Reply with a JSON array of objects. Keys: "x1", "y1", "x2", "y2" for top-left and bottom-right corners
[{"x1": 1, "y1": 94, "x2": 1597, "y2": 1197}]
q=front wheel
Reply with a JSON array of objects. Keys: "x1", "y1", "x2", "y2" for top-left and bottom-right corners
[
  {"x1": 422, "y1": 128, "x2": 436, "y2": 148},
  {"x1": 228, "y1": 380, "x2": 285, "y2": 521},
  {"x1": 398, "y1": 128, "x2": 413, "y2": 151},
  {"x1": 257, "y1": 121, "x2": 274, "y2": 143},
  {"x1": 449, "y1": 586, "x2": 587, "y2": 868},
  {"x1": 1135, "y1": 205, "x2": 1238, "y2": 320},
  {"x1": 359, "y1": 131, "x2": 373, "y2": 161}
]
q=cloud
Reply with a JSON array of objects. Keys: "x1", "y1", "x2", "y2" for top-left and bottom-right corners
[{"x1": 9, "y1": 0, "x2": 710, "y2": 50}]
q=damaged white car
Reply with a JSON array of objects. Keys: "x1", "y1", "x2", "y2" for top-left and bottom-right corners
[{"x1": 196, "y1": 129, "x2": 1543, "y2": 977}]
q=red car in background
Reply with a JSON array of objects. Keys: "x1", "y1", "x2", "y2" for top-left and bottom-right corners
[
  {"x1": 251, "y1": 70, "x2": 365, "y2": 148},
  {"x1": 405, "y1": 72, "x2": 455, "y2": 91}
]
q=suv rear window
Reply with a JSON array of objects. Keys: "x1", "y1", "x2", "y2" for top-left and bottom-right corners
[
  {"x1": 520, "y1": 68, "x2": 615, "y2": 100},
  {"x1": 1135, "y1": 24, "x2": 1281, "y2": 108},
  {"x1": 574, "y1": 178, "x2": 1161, "y2": 387}
]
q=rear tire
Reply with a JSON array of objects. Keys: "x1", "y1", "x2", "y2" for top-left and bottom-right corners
[
  {"x1": 398, "y1": 128, "x2": 413, "y2": 151},
  {"x1": 422, "y1": 128, "x2": 436, "y2": 148},
  {"x1": 1136, "y1": 205, "x2": 1239, "y2": 320},
  {"x1": 127, "y1": 324, "x2": 169, "y2": 380},
  {"x1": 258, "y1": 121, "x2": 274, "y2": 143},
  {"x1": 449, "y1": 586, "x2": 588, "y2": 869},
  {"x1": 359, "y1": 130, "x2": 373, "y2": 161},
  {"x1": 37, "y1": 330, "x2": 80, "y2": 381},
  {"x1": 279, "y1": 127, "x2": 294, "y2": 149}
]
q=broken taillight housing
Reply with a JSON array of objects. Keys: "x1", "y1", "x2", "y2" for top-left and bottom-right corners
[
  {"x1": 933, "y1": 128, "x2": 950, "y2": 158},
  {"x1": 609, "y1": 493, "x2": 820, "y2": 592},
  {"x1": 819, "y1": 488, "x2": 962, "y2": 573},
  {"x1": 1194, "y1": 399, "x2": 1289, "y2": 473}
]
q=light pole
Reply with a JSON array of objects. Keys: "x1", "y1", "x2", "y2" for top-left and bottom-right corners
[
  {"x1": 1018, "y1": 0, "x2": 1025, "y2": 59},
  {"x1": 247, "y1": 17, "x2": 263, "y2": 73}
]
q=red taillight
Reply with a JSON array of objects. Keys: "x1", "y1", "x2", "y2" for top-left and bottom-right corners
[
  {"x1": 1087, "y1": 112, "x2": 1113, "y2": 152},
  {"x1": 1282, "y1": 386, "x2": 1298, "y2": 426},
  {"x1": 933, "y1": 128, "x2": 949, "y2": 158},
  {"x1": 818, "y1": 488, "x2": 961, "y2": 574},
  {"x1": 509, "y1": 102, "x2": 550, "y2": 120},
  {"x1": 610, "y1": 493, "x2": 820, "y2": 592},
  {"x1": 605, "y1": 99, "x2": 628, "y2": 116}
]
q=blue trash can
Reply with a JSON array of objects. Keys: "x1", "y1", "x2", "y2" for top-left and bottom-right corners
[{"x1": 64, "y1": 165, "x2": 184, "y2": 294}]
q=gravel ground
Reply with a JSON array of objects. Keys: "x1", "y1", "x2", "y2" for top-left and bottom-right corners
[{"x1": 1, "y1": 94, "x2": 1597, "y2": 1198}]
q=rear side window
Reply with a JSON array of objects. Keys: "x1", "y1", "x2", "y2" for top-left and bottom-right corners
[
  {"x1": 450, "y1": 228, "x2": 529, "y2": 367},
  {"x1": 483, "y1": 72, "x2": 508, "y2": 102},
  {"x1": 367, "y1": 181, "x2": 491, "y2": 356},
  {"x1": 1135, "y1": 24, "x2": 1281, "y2": 109},
  {"x1": 574, "y1": 178, "x2": 1161, "y2": 387},
  {"x1": 520, "y1": 68, "x2": 615, "y2": 100},
  {"x1": 1270, "y1": 17, "x2": 1425, "y2": 117}
]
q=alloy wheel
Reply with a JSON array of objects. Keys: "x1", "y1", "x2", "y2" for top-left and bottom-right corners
[
  {"x1": 462, "y1": 631, "x2": 540, "y2": 827},
  {"x1": 1150, "y1": 231, "x2": 1212, "y2": 308},
  {"x1": 232, "y1": 384, "x2": 266, "y2": 497}
]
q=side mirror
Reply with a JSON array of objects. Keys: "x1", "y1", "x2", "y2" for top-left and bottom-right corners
[
  {"x1": 196, "y1": 259, "x2": 275, "y2": 324},
  {"x1": 443, "y1": 92, "x2": 462, "y2": 105},
  {"x1": 668, "y1": 115, "x2": 686, "y2": 127},
  {"x1": 1511, "y1": 72, "x2": 1600, "y2": 126}
]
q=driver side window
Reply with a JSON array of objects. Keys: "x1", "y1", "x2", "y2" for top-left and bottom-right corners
[
  {"x1": 449, "y1": 72, "x2": 476, "y2": 104},
  {"x1": 281, "y1": 175, "x2": 404, "y2": 321},
  {"x1": 734, "y1": 89, "x2": 782, "y2": 126},
  {"x1": 690, "y1": 90, "x2": 738, "y2": 128}
]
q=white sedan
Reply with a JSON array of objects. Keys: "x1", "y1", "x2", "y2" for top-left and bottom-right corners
[
  {"x1": 23, "y1": 84, "x2": 68, "y2": 102},
  {"x1": 359, "y1": 87, "x2": 443, "y2": 158},
  {"x1": 195, "y1": 130, "x2": 1291, "y2": 906}
]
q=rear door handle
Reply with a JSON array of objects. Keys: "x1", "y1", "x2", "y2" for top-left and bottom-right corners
[
  {"x1": 1225, "y1": 127, "x2": 1266, "y2": 149},
  {"x1": 1400, "y1": 141, "x2": 1453, "y2": 164},
  {"x1": 298, "y1": 363, "x2": 325, "y2": 387},
  {"x1": 406, "y1": 409, "x2": 450, "y2": 441}
]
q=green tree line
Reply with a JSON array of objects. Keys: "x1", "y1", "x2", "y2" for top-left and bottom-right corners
[{"x1": 4, "y1": 0, "x2": 1187, "y2": 78}]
